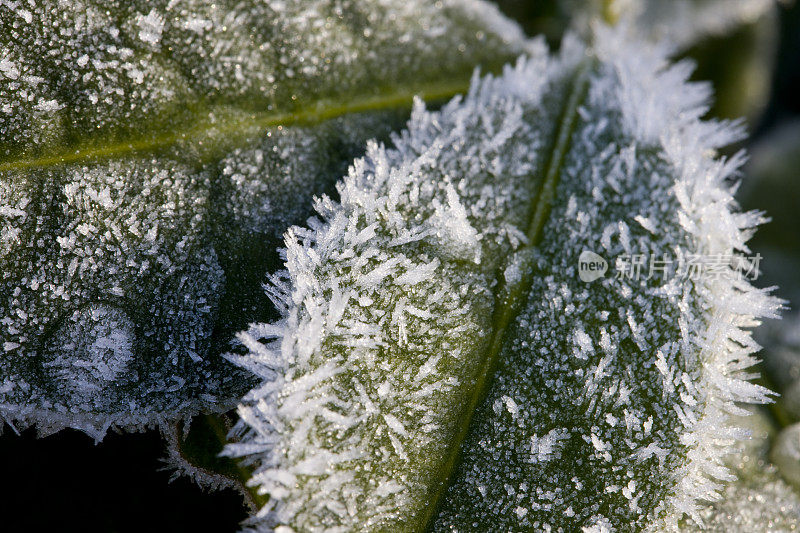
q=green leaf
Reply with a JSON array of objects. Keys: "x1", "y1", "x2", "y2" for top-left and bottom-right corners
[
  {"x1": 0, "y1": 0, "x2": 530, "y2": 438},
  {"x1": 161, "y1": 414, "x2": 264, "y2": 508},
  {"x1": 225, "y1": 26, "x2": 780, "y2": 532}
]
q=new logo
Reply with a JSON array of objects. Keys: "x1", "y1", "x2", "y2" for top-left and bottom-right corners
[{"x1": 578, "y1": 251, "x2": 607, "y2": 282}]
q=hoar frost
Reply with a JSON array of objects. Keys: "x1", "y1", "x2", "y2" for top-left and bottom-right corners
[{"x1": 226, "y1": 23, "x2": 780, "y2": 532}]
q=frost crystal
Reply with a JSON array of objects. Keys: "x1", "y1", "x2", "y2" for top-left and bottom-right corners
[
  {"x1": 228, "y1": 23, "x2": 781, "y2": 532},
  {"x1": 0, "y1": 0, "x2": 528, "y2": 437}
]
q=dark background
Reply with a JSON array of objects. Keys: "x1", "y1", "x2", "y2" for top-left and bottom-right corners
[
  {"x1": 1, "y1": 2, "x2": 799, "y2": 531},
  {"x1": 750, "y1": 2, "x2": 800, "y2": 130}
]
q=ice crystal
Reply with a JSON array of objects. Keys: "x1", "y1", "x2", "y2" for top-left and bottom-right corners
[
  {"x1": 227, "y1": 24, "x2": 780, "y2": 532},
  {"x1": 0, "y1": 0, "x2": 528, "y2": 437}
]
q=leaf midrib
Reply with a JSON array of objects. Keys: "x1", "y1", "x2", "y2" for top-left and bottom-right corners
[
  {"x1": 421, "y1": 61, "x2": 592, "y2": 532},
  {"x1": 0, "y1": 79, "x2": 475, "y2": 174}
]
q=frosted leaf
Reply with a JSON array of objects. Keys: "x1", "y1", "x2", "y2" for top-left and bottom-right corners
[
  {"x1": 435, "y1": 25, "x2": 780, "y2": 531},
  {"x1": 0, "y1": 0, "x2": 527, "y2": 159},
  {"x1": 224, "y1": 36, "x2": 574, "y2": 531},
  {"x1": 0, "y1": 0, "x2": 529, "y2": 437},
  {"x1": 227, "y1": 24, "x2": 780, "y2": 532}
]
